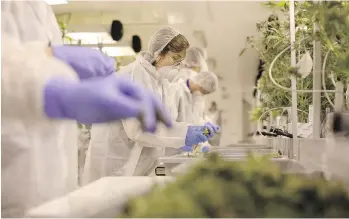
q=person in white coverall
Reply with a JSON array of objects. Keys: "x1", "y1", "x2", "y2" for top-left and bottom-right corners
[
  {"x1": 163, "y1": 46, "x2": 209, "y2": 82},
  {"x1": 1, "y1": 1, "x2": 172, "y2": 217},
  {"x1": 161, "y1": 46, "x2": 218, "y2": 153},
  {"x1": 83, "y1": 27, "x2": 220, "y2": 183},
  {"x1": 164, "y1": 71, "x2": 219, "y2": 155},
  {"x1": 174, "y1": 72, "x2": 218, "y2": 124},
  {"x1": 163, "y1": 46, "x2": 213, "y2": 124}
]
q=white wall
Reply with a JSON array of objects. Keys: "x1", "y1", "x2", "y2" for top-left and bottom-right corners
[
  {"x1": 53, "y1": 1, "x2": 272, "y2": 145},
  {"x1": 197, "y1": 2, "x2": 270, "y2": 145}
]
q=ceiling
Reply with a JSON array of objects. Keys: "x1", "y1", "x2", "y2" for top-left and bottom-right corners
[
  {"x1": 52, "y1": 1, "x2": 215, "y2": 50},
  {"x1": 52, "y1": 1, "x2": 208, "y2": 25}
]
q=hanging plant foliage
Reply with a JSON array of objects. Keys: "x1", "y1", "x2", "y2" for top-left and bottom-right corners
[{"x1": 241, "y1": 1, "x2": 349, "y2": 122}]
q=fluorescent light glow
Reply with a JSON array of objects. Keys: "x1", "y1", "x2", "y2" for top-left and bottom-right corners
[
  {"x1": 66, "y1": 32, "x2": 135, "y2": 57},
  {"x1": 102, "y1": 47, "x2": 136, "y2": 57},
  {"x1": 45, "y1": 0, "x2": 68, "y2": 5},
  {"x1": 89, "y1": 47, "x2": 135, "y2": 57},
  {"x1": 67, "y1": 32, "x2": 115, "y2": 45}
]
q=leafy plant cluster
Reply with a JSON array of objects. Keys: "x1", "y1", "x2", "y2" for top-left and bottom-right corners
[
  {"x1": 122, "y1": 153, "x2": 349, "y2": 217},
  {"x1": 242, "y1": 1, "x2": 349, "y2": 122},
  {"x1": 57, "y1": 20, "x2": 73, "y2": 43}
]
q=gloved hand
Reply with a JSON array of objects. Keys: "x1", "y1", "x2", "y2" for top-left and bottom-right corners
[
  {"x1": 204, "y1": 122, "x2": 220, "y2": 138},
  {"x1": 43, "y1": 74, "x2": 172, "y2": 132},
  {"x1": 179, "y1": 145, "x2": 193, "y2": 152},
  {"x1": 201, "y1": 146, "x2": 210, "y2": 153},
  {"x1": 185, "y1": 126, "x2": 209, "y2": 146},
  {"x1": 51, "y1": 45, "x2": 115, "y2": 80}
]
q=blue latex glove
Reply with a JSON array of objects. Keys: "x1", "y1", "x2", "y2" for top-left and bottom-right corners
[
  {"x1": 52, "y1": 46, "x2": 115, "y2": 80},
  {"x1": 185, "y1": 126, "x2": 208, "y2": 146},
  {"x1": 43, "y1": 74, "x2": 172, "y2": 132},
  {"x1": 202, "y1": 146, "x2": 210, "y2": 153},
  {"x1": 204, "y1": 122, "x2": 221, "y2": 138},
  {"x1": 179, "y1": 145, "x2": 193, "y2": 152}
]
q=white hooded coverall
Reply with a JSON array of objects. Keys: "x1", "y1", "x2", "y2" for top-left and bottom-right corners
[
  {"x1": 161, "y1": 67, "x2": 216, "y2": 154},
  {"x1": 83, "y1": 54, "x2": 190, "y2": 183},
  {"x1": 2, "y1": 1, "x2": 78, "y2": 217},
  {"x1": 82, "y1": 27, "x2": 191, "y2": 184},
  {"x1": 164, "y1": 67, "x2": 213, "y2": 125}
]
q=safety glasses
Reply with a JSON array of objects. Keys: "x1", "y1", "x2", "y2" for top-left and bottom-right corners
[{"x1": 170, "y1": 52, "x2": 185, "y2": 66}]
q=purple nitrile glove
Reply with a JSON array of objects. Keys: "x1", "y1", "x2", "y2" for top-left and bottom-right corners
[
  {"x1": 179, "y1": 145, "x2": 193, "y2": 152},
  {"x1": 52, "y1": 45, "x2": 115, "y2": 80},
  {"x1": 43, "y1": 74, "x2": 172, "y2": 132},
  {"x1": 204, "y1": 122, "x2": 220, "y2": 138},
  {"x1": 185, "y1": 126, "x2": 208, "y2": 146},
  {"x1": 202, "y1": 146, "x2": 210, "y2": 153}
]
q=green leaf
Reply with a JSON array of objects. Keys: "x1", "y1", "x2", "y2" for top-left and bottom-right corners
[
  {"x1": 65, "y1": 36, "x2": 73, "y2": 43},
  {"x1": 239, "y1": 48, "x2": 248, "y2": 56},
  {"x1": 277, "y1": 0, "x2": 286, "y2": 8},
  {"x1": 246, "y1": 1, "x2": 349, "y2": 122}
]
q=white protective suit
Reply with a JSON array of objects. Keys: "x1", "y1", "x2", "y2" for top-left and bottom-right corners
[
  {"x1": 162, "y1": 69, "x2": 219, "y2": 154},
  {"x1": 168, "y1": 46, "x2": 210, "y2": 123},
  {"x1": 164, "y1": 68, "x2": 213, "y2": 124},
  {"x1": 160, "y1": 46, "x2": 208, "y2": 82},
  {"x1": 2, "y1": 1, "x2": 78, "y2": 217},
  {"x1": 82, "y1": 27, "x2": 191, "y2": 184}
]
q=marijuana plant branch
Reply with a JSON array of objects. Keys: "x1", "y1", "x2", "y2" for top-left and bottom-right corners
[
  {"x1": 268, "y1": 38, "x2": 338, "y2": 93},
  {"x1": 322, "y1": 50, "x2": 335, "y2": 108}
]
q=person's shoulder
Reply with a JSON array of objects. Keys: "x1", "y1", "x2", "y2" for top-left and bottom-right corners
[
  {"x1": 172, "y1": 68, "x2": 191, "y2": 82},
  {"x1": 117, "y1": 61, "x2": 136, "y2": 76}
]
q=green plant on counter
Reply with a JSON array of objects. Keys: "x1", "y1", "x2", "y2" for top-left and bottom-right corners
[
  {"x1": 122, "y1": 153, "x2": 349, "y2": 217},
  {"x1": 241, "y1": 1, "x2": 349, "y2": 123}
]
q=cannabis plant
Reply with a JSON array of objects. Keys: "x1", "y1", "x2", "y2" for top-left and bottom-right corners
[
  {"x1": 241, "y1": 1, "x2": 349, "y2": 122},
  {"x1": 122, "y1": 153, "x2": 349, "y2": 217}
]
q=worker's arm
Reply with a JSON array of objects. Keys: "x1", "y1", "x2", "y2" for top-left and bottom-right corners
[
  {"x1": 203, "y1": 114, "x2": 214, "y2": 123},
  {"x1": 122, "y1": 118, "x2": 189, "y2": 149},
  {"x1": 1, "y1": 34, "x2": 77, "y2": 120},
  {"x1": 172, "y1": 69, "x2": 189, "y2": 82},
  {"x1": 176, "y1": 97, "x2": 184, "y2": 122},
  {"x1": 121, "y1": 79, "x2": 190, "y2": 149},
  {"x1": 1, "y1": 4, "x2": 20, "y2": 40},
  {"x1": 45, "y1": 2, "x2": 64, "y2": 45},
  {"x1": 164, "y1": 79, "x2": 184, "y2": 122}
]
